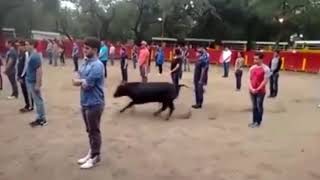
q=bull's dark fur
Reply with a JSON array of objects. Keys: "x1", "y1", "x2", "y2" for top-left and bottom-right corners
[{"x1": 113, "y1": 82, "x2": 187, "y2": 120}]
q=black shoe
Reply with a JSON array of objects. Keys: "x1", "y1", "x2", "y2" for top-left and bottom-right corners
[
  {"x1": 248, "y1": 122, "x2": 258, "y2": 128},
  {"x1": 29, "y1": 120, "x2": 41, "y2": 127},
  {"x1": 20, "y1": 107, "x2": 33, "y2": 113},
  {"x1": 29, "y1": 119, "x2": 47, "y2": 128},
  {"x1": 39, "y1": 119, "x2": 48, "y2": 126},
  {"x1": 192, "y1": 104, "x2": 202, "y2": 109}
]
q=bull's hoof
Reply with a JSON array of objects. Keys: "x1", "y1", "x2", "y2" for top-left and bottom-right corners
[
  {"x1": 119, "y1": 110, "x2": 125, "y2": 113},
  {"x1": 165, "y1": 117, "x2": 171, "y2": 121},
  {"x1": 153, "y1": 112, "x2": 160, "y2": 116}
]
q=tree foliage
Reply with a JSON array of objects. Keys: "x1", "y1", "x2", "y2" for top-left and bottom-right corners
[{"x1": 1, "y1": 0, "x2": 320, "y2": 41}]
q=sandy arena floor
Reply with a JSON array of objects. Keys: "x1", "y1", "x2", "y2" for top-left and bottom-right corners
[{"x1": 0, "y1": 59, "x2": 320, "y2": 180}]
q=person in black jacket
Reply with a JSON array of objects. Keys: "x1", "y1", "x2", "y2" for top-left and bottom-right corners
[
  {"x1": 269, "y1": 50, "x2": 283, "y2": 98},
  {"x1": 17, "y1": 41, "x2": 34, "y2": 112}
]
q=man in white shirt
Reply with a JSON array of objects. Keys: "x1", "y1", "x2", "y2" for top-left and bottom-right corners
[
  {"x1": 109, "y1": 43, "x2": 115, "y2": 66},
  {"x1": 220, "y1": 46, "x2": 232, "y2": 78}
]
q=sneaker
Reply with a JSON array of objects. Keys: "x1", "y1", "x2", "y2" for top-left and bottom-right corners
[
  {"x1": 19, "y1": 107, "x2": 33, "y2": 113},
  {"x1": 29, "y1": 120, "x2": 41, "y2": 127},
  {"x1": 80, "y1": 156, "x2": 100, "y2": 169},
  {"x1": 248, "y1": 122, "x2": 258, "y2": 128},
  {"x1": 29, "y1": 119, "x2": 47, "y2": 128},
  {"x1": 78, "y1": 150, "x2": 91, "y2": 164},
  {"x1": 7, "y1": 96, "x2": 17, "y2": 100},
  {"x1": 39, "y1": 119, "x2": 48, "y2": 126}
]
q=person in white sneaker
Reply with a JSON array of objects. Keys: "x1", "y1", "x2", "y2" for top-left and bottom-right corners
[{"x1": 73, "y1": 37, "x2": 105, "y2": 169}]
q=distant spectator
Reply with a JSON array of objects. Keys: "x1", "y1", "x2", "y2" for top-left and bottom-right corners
[
  {"x1": 46, "y1": 40, "x2": 53, "y2": 65},
  {"x1": 138, "y1": 41, "x2": 150, "y2": 83},
  {"x1": 268, "y1": 50, "x2": 282, "y2": 98},
  {"x1": 220, "y1": 46, "x2": 232, "y2": 78},
  {"x1": 234, "y1": 51, "x2": 245, "y2": 91},
  {"x1": 109, "y1": 43, "x2": 115, "y2": 66},
  {"x1": 99, "y1": 41, "x2": 108, "y2": 78},
  {"x1": 59, "y1": 40, "x2": 65, "y2": 65},
  {"x1": 72, "y1": 41, "x2": 80, "y2": 72},
  {"x1": 52, "y1": 40, "x2": 60, "y2": 66},
  {"x1": 4, "y1": 40, "x2": 19, "y2": 99},
  {"x1": 120, "y1": 44, "x2": 128, "y2": 83}
]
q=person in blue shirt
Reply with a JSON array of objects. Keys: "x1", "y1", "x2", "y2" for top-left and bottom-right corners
[
  {"x1": 156, "y1": 44, "x2": 165, "y2": 74},
  {"x1": 192, "y1": 47, "x2": 209, "y2": 109},
  {"x1": 25, "y1": 39, "x2": 47, "y2": 127},
  {"x1": 72, "y1": 37, "x2": 105, "y2": 169},
  {"x1": 99, "y1": 41, "x2": 108, "y2": 78},
  {"x1": 4, "y1": 40, "x2": 19, "y2": 99}
]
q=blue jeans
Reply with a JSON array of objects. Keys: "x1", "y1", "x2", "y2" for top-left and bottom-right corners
[
  {"x1": 27, "y1": 82, "x2": 46, "y2": 120},
  {"x1": 195, "y1": 82, "x2": 204, "y2": 106},
  {"x1": 250, "y1": 93, "x2": 265, "y2": 125},
  {"x1": 223, "y1": 62, "x2": 230, "y2": 77}
]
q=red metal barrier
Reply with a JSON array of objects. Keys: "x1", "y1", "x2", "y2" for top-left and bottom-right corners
[{"x1": 1, "y1": 36, "x2": 320, "y2": 73}]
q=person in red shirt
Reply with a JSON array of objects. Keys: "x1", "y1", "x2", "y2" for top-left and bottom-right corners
[
  {"x1": 248, "y1": 52, "x2": 270, "y2": 128},
  {"x1": 138, "y1": 41, "x2": 150, "y2": 83}
]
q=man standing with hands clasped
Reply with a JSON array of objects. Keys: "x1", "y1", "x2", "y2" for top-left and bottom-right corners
[
  {"x1": 73, "y1": 37, "x2": 105, "y2": 169},
  {"x1": 138, "y1": 41, "x2": 150, "y2": 83},
  {"x1": 268, "y1": 50, "x2": 282, "y2": 98},
  {"x1": 220, "y1": 46, "x2": 232, "y2": 78},
  {"x1": 192, "y1": 47, "x2": 209, "y2": 109},
  {"x1": 25, "y1": 40, "x2": 47, "y2": 127},
  {"x1": 248, "y1": 52, "x2": 270, "y2": 128}
]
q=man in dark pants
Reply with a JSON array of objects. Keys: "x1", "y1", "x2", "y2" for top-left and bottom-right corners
[
  {"x1": 17, "y1": 41, "x2": 34, "y2": 112},
  {"x1": 120, "y1": 45, "x2": 128, "y2": 83},
  {"x1": 170, "y1": 48, "x2": 183, "y2": 91},
  {"x1": 248, "y1": 53, "x2": 270, "y2": 128},
  {"x1": 4, "y1": 40, "x2": 19, "y2": 99},
  {"x1": 192, "y1": 47, "x2": 209, "y2": 109},
  {"x1": 269, "y1": 50, "x2": 282, "y2": 98},
  {"x1": 73, "y1": 37, "x2": 105, "y2": 169},
  {"x1": 72, "y1": 41, "x2": 80, "y2": 72}
]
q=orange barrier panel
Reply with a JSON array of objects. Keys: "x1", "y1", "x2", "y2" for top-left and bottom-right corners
[{"x1": 303, "y1": 53, "x2": 320, "y2": 73}]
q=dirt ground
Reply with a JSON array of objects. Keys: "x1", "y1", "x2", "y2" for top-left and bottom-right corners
[{"x1": 0, "y1": 59, "x2": 320, "y2": 180}]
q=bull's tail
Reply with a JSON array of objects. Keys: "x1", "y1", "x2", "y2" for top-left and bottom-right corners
[{"x1": 175, "y1": 84, "x2": 189, "y2": 97}]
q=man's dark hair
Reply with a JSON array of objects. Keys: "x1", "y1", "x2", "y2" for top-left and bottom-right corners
[
  {"x1": 275, "y1": 50, "x2": 280, "y2": 54},
  {"x1": 240, "y1": 51, "x2": 245, "y2": 57},
  {"x1": 255, "y1": 52, "x2": 264, "y2": 59},
  {"x1": 26, "y1": 39, "x2": 38, "y2": 48},
  {"x1": 84, "y1": 37, "x2": 100, "y2": 53},
  {"x1": 7, "y1": 39, "x2": 16, "y2": 46},
  {"x1": 19, "y1": 40, "x2": 26, "y2": 46},
  {"x1": 175, "y1": 48, "x2": 182, "y2": 55}
]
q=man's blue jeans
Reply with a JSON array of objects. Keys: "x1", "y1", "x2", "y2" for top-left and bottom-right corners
[
  {"x1": 250, "y1": 93, "x2": 265, "y2": 125},
  {"x1": 223, "y1": 62, "x2": 230, "y2": 77},
  {"x1": 27, "y1": 82, "x2": 46, "y2": 120}
]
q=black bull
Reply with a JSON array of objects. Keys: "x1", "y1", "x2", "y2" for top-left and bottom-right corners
[{"x1": 113, "y1": 82, "x2": 187, "y2": 120}]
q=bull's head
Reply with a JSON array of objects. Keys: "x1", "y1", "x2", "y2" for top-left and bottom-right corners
[{"x1": 113, "y1": 84, "x2": 127, "y2": 98}]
